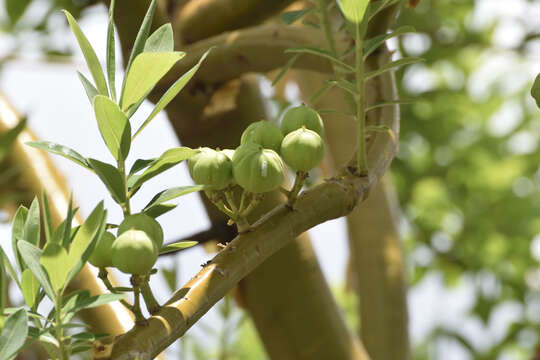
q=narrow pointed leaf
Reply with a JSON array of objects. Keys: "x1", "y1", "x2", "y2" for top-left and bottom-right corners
[
  {"x1": 123, "y1": 0, "x2": 156, "y2": 81},
  {"x1": 21, "y1": 269, "x2": 40, "y2": 308},
  {"x1": 531, "y1": 73, "x2": 540, "y2": 109},
  {"x1": 11, "y1": 206, "x2": 27, "y2": 273},
  {"x1": 144, "y1": 23, "x2": 174, "y2": 52},
  {"x1": 93, "y1": 95, "x2": 131, "y2": 161},
  {"x1": 367, "y1": 0, "x2": 400, "y2": 21},
  {"x1": 62, "y1": 195, "x2": 75, "y2": 249},
  {"x1": 106, "y1": 24, "x2": 117, "y2": 102},
  {"x1": 6, "y1": 0, "x2": 32, "y2": 26},
  {"x1": 129, "y1": 158, "x2": 155, "y2": 176},
  {"x1": 40, "y1": 243, "x2": 70, "y2": 292},
  {"x1": 121, "y1": 51, "x2": 185, "y2": 112},
  {"x1": 0, "y1": 246, "x2": 20, "y2": 289},
  {"x1": 0, "y1": 117, "x2": 26, "y2": 161},
  {"x1": 88, "y1": 159, "x2": 125, "y2": 204},
  {"x1": 281, "y1": 8, "x2": 314, "y2": 24},
  {"x1": 309, "y1": 81, "x2": 337, "y2": 106},
  {"x1": 160, "y1": 241, "x2": 198, "y2": 255},
  {"x1": 41, "y1": 192, "x2": 53, "y2": 244},
  {"x1": 0, "y1": 308, "x2": 28, "y2": 360},
  {"x1": 363, "y1": 26, "x2": 416, "y2": 59},
  {"x1": 62, "y1": 291, "x2": 125, "y2": 316},
  {"x1": 77, "y1": 71, "x2": 99, "y2": 104},
  {"x1": 143, "y1": 204, "x2": 177, "y2": 219},
  {"x1": 337, "y1": 0, "x2": 370, "y2": 23},
  {"x1": 285, "y1": 47, "x2": 354, "y2": 72},
  {"x1": 364, "y1": 57, "x2": 423, "y2": 80},
  {"x1": 63, "y1": 11, "x2": 108, "y2": 96},
  {"x1": 26, "y1": 141, "x2": 92, "y2": 170},
  {"x1": 366, "y1": 99, "x2": 414, "y2": 112},
  {"x1": 17, "y1": 241, "x2": 55, "y2": 301},
  {"x1": 331, "y1": 79, "x2": 358, "y2": 96},
  {"x1": 134, "y1": 49, "x2": 211, "y2": 137},
  {"x1": 272, "y1": 53, "x2": 300, "y2": 87},
  {"x1": 24, "y1": 198, "x2": 40, "y2": 247},
  {"x1": 144, "y1": 185, "x2": 205, "y2": 210},
  {"x1": 130, "y1": 147, "x2": 196, "y2": 191}
]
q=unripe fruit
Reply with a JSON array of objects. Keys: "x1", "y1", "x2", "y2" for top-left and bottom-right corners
[
  {"x1": 240, "y1": 121, "x2": 283, "y2": 153},
  {"x1": 118, "y1": 213, "x2": 164, "y2": 248},
  {"x1": 232, "y1": 142, "x2": 285, "y2": 193},
  {"x1": 281, "y1": 104, "x2": 324, "y2": 137},
  {"x1": 281, "y1": 127, "x2": 325, "y2": 171},
  {"x1": 190, "y1": 148, "x2": 233, "y2": 190},
  {"x1": 88, "y1": 231, "x2": 115, "y2": 268},
  {"x1": 188, "y1": 147, "x2": 212, "y2": 177},
  {"x1": 221, "y1": 149, "x2": 235, "y2": 161},
  {"x1": 111, "y1": 230, "x2": 158, "y2": 275}
]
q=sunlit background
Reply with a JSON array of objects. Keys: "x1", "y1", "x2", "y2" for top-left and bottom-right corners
[{"x1": 2, "y1": 0, "x2": 540, "y2": 359}]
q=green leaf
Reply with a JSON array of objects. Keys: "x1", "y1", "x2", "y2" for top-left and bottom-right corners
[
  {"x1": 61, "y1": 290, "x2": 125, "y2": 316},
  {"x1": 41, "y1": 191, "x2": 53, "y2": 244},
  {"x1": 88, "y1": 159, "x2": 126, "y2": 204},
  {"x1": 93, "y1": 95, "x2": 131, "y2": 161},
  {"x1": 143, "y1": 204, "x2": 177, "y2": 219},
  {"x1": 0, "y1": 247, "x2": 19, "y2": 290},
  {"x1": 63, "y1": 11, "x2": 109, "y2": 96},
  {"x1": 308, "y1": 81, "x2": 337, "y2": 106},
  {"x1": 531, "y1": 73, "x2": 540, "y2": 109},
  {"x1": 144, "y1": 185, "x2": 205, "y2": 210},
  {"x1": 24, "y1": 198, "x2": 40, "y2": 247},
  {"x1": 331, "y1": 79, "x2": 358, "y2": 96},
  {"x1": 17, "y1": 241, "x2": 56, "y2": 301},
  {"x1": 11, "y1": 206, "x2": 28, "y2": 273},
  {"x1": 40, "y1": 243, "x2": 70, "y2": 293},
  {"x1": 62, "y1": 195, "x2": 76, "y2": 249},
  {"x1": 272, "y1": 53, "x2": 300, "y2": 87},
  {"x1": 336, "y1": 0, "x2": 370, "y2": 24},
  {"x1": 26, "y1": 141, "x2": 91, "y2": 170},
  {"x1": 363, "y1": 26, "x2": 416, "y2": 59},
  {"x1": 21, "y1": 269, "x2": 40, "y2": 308},
  {"x1": 6, "y1": 0, "x2": 31, "y2": 26},
  {"x1": 364, "y1": 57, "x2": 423, "y2": 80},
  {"x1": 365, "y1": 99, "x2": 414, "y2": 112},
  {"x1": 0, "y1": 117, "x2": 26, "y2": 162},
  {"x1": 122, "y1": 0, "x2": 157, "y2": 88},
  {"x1": 145, "y1": 23, "x2": 174, "y2": 53},
  {"x1": 129, "y1": 158, "x2": 155, "y2": 176},
  {"x1": 133, "y1": 49, "x2": 212, "y2": 138},
  {"x1": 121, "y1": 51, "x2": 186, "y2": 112},
  {"x1": 77, "y1": 71, "x2": 99, "y2": 104},
  {"x1": 64, "y1": 204, "x2": 106, "y2": 288},
  {"x1": 367, "y1": 0, "x2": 400, "y2": 21},
  {"x1": 130, "y1": 147, "x2": 196, "y2": 192},
  {"x1": 0, "y1": 308, "x2": 28, "y2": 360},
  {"x1": 281, "y1": 8, "x2": 314, "y2": 25},
  {"x1": 285, "y1": 47, "x2": 355, "y2": 72},
  {"x1": 106, "y1": 0, "x2": 117, "y2": 102},
  {"x1": 160, "y1": 241, "x2": 198, "y2": 254}
]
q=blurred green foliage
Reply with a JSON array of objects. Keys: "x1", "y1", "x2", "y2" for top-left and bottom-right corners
[{"x1": 394, "y1": 0, "x2": 540, "y2": 358}]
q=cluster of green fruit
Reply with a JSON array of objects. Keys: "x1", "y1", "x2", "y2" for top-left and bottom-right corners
[
  {"x1": 88, "y1": 213, "x2": 163, "y2": 275},
  {"x1": 188, "y1": 104, "x2": 326, "y2": 193}
]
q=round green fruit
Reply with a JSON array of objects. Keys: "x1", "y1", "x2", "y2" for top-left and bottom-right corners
[
  {"x1": 111, "y1": 230, "x2": 158, "y2": 275},
  {"x1": 221, "y1": 149, "x2": 235, "y2": 161},
  {"x1": 88, "y1": 231, "x2": 116, "y2": 268},
  {"x1": 188, "y1": 147, "x2": 213, "y2": 177},
  {"x1": 232, "y1": 142, "x2": 285, "y2": 193},
  {"x1": 190, "y1": 148, "x2": 233, "y2": 190},
  {"x1": 281, "y1": 104, "x2": 324, "y2": 137},
  {"x1": 240, "y1": 121, "x2": 283, "y2": 153},
  {"x1": 118, "y1": 213, "x2": 164, "y2": 248},
  {"x1": 281, "y1": 127, "x2": 325, "y2": 171}
]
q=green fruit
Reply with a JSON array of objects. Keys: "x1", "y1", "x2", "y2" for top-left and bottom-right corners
[
  {"x1": 281, "y1": 127, "x2": 325, "y2": 171},
  {"x1": 188, "y1": 147, "x2": 212, "y2": 177},
  {"x1": 221, "y1": 149, "x2": 235, "y2": 161},
  {"x1": 240, "y1": 121, "x2": 283, "y2": 152},
  {"x1": 118, "y1": 213, "x2": 164, "y2": 248},
  {"x1": 281, "y1": 104, "x2": 324, "y2": 137},
  {"x1": 232, "y1": 142, "x2": 285, "y2": 193},
  {"x1": 111, "y1": 230, "x2": 158, "y2": 275},
  {"x1": 190, "y1": 148, "x2": 233, "y2": 190},
  {"x1": 88, "y1": 231, "x2": 116, "y2": 268}
]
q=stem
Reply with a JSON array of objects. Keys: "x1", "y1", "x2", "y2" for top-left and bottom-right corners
[
  {"x1": 224, "y1": 190, "x2": 238, "y2": 213},
  {"x1": 238, "y1": 190, "x2": 248, "y2": 214},
  {"x1": 287, "y1": 171, "x2": 308, "y2": 207},
  {"x1": 55, "y1": 297, "x2": 69, "y2": 360},
  {"x1": 141, "y1": 278, "x2": 161, "y2": 315},
  {"x1": 98, "y1": 268, "x2": 134, "y2": 311},
  {"x1": 118, "y1": 158, "x2": 131, "y2": 216},
  {"x1": 130, "y1": 276, "x2": 147, "y2": 326},
  {"x1": 355, "y1": 21, "x2": 368, "y2": 176},
  {"x1": 240, "y1": 194, "x2": 263, "y2": 218}
]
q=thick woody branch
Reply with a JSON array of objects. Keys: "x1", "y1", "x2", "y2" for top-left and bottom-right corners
[
  {"x1": 110, "y1": 53, "x2": 399, "y2": 358},
  {"x1": 173, "y1": 0, "x2": 295, "y2": 44}
]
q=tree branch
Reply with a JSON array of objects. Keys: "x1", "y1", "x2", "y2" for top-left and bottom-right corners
[{"x1": 110, "y1": 51, "x2": 399, "y2": 358}]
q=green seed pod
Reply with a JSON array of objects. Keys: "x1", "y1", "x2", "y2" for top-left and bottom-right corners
[
  {"x1": 118, "y1": 213, "x2": 164, "y2": 248},
  {"x1": 188, "y1": 147, "x2": 213, "y2": 177},
  {"x1": 111, "y1": 230, "x2": 158, "y2": 275},
  {"x1": 191, "y1": 148, "x2": 233, "y2": 190},
  {"x1": 232, "y1": 142, "x2": 285, "y2": 193},
  {"x1": 240, "y1": 121, "x2": 283, "y2": 153},
  {"x1": 281, "y1": 104, "x2": 324, "y2": 137},
  {"x1": 88, "y1": 231, "x2": 116, "y2": 268},
  {"x1": 221, "y1": 149, "x2": 235, "y2": 161},
  {"x1": 281, "y1": 127, "x2": 325, "y2": 171}
]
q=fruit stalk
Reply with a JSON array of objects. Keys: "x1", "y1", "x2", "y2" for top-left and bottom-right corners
[
  {"x1": 287, "y1": 171, "x2": 308, "y2": 207},
  {"x1": 98, "y1": 268, "x2": 134, "y2": 311},
  {"x1": 130, "y1": 275, "x2": 147, "y2": 326},
  {"x1": 355, "y1": 20, "x2": 368, "y2": 176},
  {"x1": 141, "y1": 278, "x2": 161, "y2": 315}
]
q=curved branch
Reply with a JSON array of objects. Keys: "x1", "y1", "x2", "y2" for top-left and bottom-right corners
[
  {"x1": 173, "y1": 0, "x2": 295, "y2": 44},
  {"x1": 110, "y1": 51, "x2": 399, "y2": 359}
]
